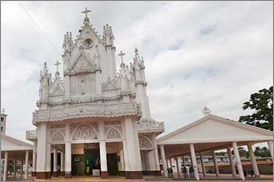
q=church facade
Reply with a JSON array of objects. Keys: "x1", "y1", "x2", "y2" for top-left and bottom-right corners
[{"x1": 28, "y1": 9, "x2": 164, "y2": 179}]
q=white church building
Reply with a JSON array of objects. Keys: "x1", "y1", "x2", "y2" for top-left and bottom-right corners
[
  {"x1": 12, "y1": 8, "x2": 272, "y2": 181},
  {"x1": 26, "y1": 8, "x2": 164, "y2": 180}
]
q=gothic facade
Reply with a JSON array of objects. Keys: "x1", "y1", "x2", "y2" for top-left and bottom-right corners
[{"x1": 27, "y1": 9, "x2": 164, "y2": 179}]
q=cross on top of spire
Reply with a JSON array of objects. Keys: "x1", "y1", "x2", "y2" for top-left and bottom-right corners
[
  {"x1": 54, "y1": 60, "x2": 61, "y2": 72},
  {"x1": 118, "y1": 51, "x2": 126, "y2": 63},
  {"x1": 82, "y1": 7, "x2": 91, "y2": 22}
]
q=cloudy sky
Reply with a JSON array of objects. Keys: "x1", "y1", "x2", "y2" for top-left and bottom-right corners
[{"x1": 1, "y1": 1, "x2": 273, "y2": 143}]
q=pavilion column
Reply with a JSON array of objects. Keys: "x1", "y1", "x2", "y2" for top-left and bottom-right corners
[
  {"x1": 160, "y1": 145, "x2": 168, "y2": 177},
  {"x1": 247, "y1": 144, "x2": 260, "y2": 177},
  {"x1": 199, "y1": 153, "x2": 206, "y2": 178},
  {"x1": 65, "y1": 123, "x2": 71, "y2": 178},
  {"x1": 60, "y1": 152, "x2": 64, "y2": 176},
  {"x1": 100, "y1": 141, "x2": 108, "y2": 179},
  {"x1": 152, "y1": 134, "x2": 161, "y2": 175},
  {"x1": 177, "y1": 157, "x2": 181, "y2": 173},
  {"x1": 53, "y1": 148, "x2": 58, "y2": 177},
  {"x1": 212, "y1": 151, "x2": 219, "y2": 177},
  {"x1": 227, "y1": 148, "x2": 237, "y2": 177},
  {"x1": 32, "y1": 141, "x2": 37, "y2": 176},
  {"x1": 232, "y1": 142, "x2": 245, "y2": 180},
  {"x1": 175, "y1": 157, "x2": 180, "y2": 179},
  {"x1": 24, "y1": 150, "x2": 29, "y2": 179},
  {"x1": 267, "y1": 140, "x2": 273, "y2": 160},
  {"x1": 14, "y1": 159, "x2": 16, "y2": 178},
  {"x1": 3, "y1": 151, "x2": 8, "y2": 181},
  {"x1": 189, "y1": 144, "x2": 199, "y2": 180}
]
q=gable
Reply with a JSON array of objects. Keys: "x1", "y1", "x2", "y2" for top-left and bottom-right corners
[
  {"x1": 50, "y1": 80, "x2": 65, "y2": 97},
  {"x1": 157, "y1": 115, "x2": 273, "y2": 145}
]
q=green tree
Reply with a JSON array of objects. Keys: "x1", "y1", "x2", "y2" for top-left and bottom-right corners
[{"x1": 239, "y1": 86, "x2": 273, "y2": 131}]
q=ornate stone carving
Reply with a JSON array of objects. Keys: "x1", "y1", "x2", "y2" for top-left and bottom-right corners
[
  {"x1": 70, "y1": 76, "x2": 78, "y2": 96},
  {"x1": 105, "y1": 127, "x2": 122, "y2": 139},
  {"x1": 139, "y1": 136, "x2": 153, "y2": 149},
  {"x1": 51, "y1": 131, "x2": 65, "y2": 142},
  {"x1": 71, "y1": 123, "x2": 98, "y2": 140}
]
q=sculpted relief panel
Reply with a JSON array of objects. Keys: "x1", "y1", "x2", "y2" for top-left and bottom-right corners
[
  {"x1": 71, "y1": 122, "x2": 99, "y2": 141},
  {"x1": 139, "y1": 136, "x2": 153, "y2": 149},
  {"x1": 70, "y1": 74, "x2": 96, "y2": 97},
  {"x1": 50, "y1": 124, "x2": 65, "y2": 142}
]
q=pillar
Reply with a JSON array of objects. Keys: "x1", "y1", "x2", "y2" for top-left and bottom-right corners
[
  {"x1": 13, "y1": 159, "x2": 16, "y2": 178},
  {"x1": 212, "y1": 151, "x2": 219, "y2": 177},
  {"x1": 199, "y1": 153, "x2": 206, "y2": 178},
  {"x1": 247, "y1": 144, "x2": 260, "y2": 177},
  {"x1": 268, "y1": 140, "x2": 273, "y2": 160},
  {"x1": 3, "y1": 151, "x2": 8, "y2": 181},
  {"x1": 227, "y1": 148, "x2": 237, "y2": 177},
  {"x1": 232, "y1": 142, "x2": 245, "y2": 180},
  {"x1": 65, "y1": 123, "x2": 71, "y2": 178},
  {"x1": 175, "y1": 157, "x2": 180, "y2": 179},
  {"x1": 160, "y1": 145, "x2": 168, "y2": 177},
  {"x1": 189, "y1": 144, "x2": 199, "y2": 180},
  {"x1": 32, "y1": 141, "x2": 37, "y2": 176},
  {"x1": 36, "y1": 123, "x2": 50, "y2": 179},
  {"x1": 60, "y1": 152, "x2": 64, "y2": 176},
  {"x1": 53, "y1": 148, "x2": 58, "y2": 177},
  {"x1": 123, "y1": 117, "x2": 143, "y2": 179},
  {"x1": 177, "y1": 157, "x2": 181, "y2": 173},
  {"x1": 100, "y1": 141, "x2": 108, "y2": 179},
  {"x1": 152, "y1": 134, "x2": 161, "y2": 175},
  {"x1": 24, "y1": 150, "x2": 29, "y2": 179}
]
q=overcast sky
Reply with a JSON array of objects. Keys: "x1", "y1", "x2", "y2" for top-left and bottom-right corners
[{"x1": 1, "y1": 1, "x2": 273, "y2": 144}]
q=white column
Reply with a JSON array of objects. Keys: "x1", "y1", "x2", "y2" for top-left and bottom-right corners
[
  {"x1": 3, "y1": 151, "x2": 8, "y2": 181},
  {"x1": 160, "y1": 145, "x2": 168, "y2": 177},
  {"x1": 53, "y1": 148, "x2": 58, "y2": 176},
  {"x1": 227, "y1": 148, "x2": 237, "y2": 177},
  {"x1": 199, "y1": 153, "x2": 206, "y2": 178},
  {"x1": 189, "y1": 144, "x2": 199, "y2": 180},
  {"x1": 247, "y1": 144, "x2": 260, "y2": 177},
  {"x1": 232, "y1": 142, "x2": 245, "y2": 180},
  {"x1": 100, "y1": 141, "x2": 108, "y2": 172},
  {"x1": 25, "y1": 150, "x2": 29, "y2": 179},
  {"x1": 212, "y1": 151, "x2": 219, "y2": 177},
  {"x1": 32, "y1": 141, "x2": 37, "y2": 176},
  {"x1": 268, "y1": 140, "x2": 273, "y2": 160},
  {"x1": 60, "y1": 152, "x2": 64, "y2": 174},
  {"x1": 175, "y1": 157, "x2": 180, "y2": 179},
  {"x1": 36, "y1": 123, "x2": 47, "y2": 176},
  {"x1": 177, "y1": 157, "x2": 181, "y2": 173},
  {"x1": 152, "y1": 134, "x2": 160, "y2": 171},
  {"x1": 65, "y1": 123, "x2": 71, "y2": 177}
]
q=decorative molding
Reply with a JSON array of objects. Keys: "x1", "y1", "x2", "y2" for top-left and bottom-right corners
[{"x1": 105, "y1": 126, "x2": 122, "y2": 139}]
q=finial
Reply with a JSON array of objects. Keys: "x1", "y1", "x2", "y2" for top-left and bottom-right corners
[
  {"x1": 54, "y1": 60, "x2": 61, "y2": 72},
  {"x1": 82, "y1": 7, "x2": 91, "y2": 22},
  {"x1": 202, "y1": 107, "x2": 211, "y2": 116},
  {"x1": 2, "y1": 108, "x2": 5, "y2": 114},
  {"x1": 118, "y1": 51, "x2": 126, "y2": 63}
]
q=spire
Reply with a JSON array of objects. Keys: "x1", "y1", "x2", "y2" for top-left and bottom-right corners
[
  {"x1": 82, "y1": 7, "x2": 91, "y2": 23},
  {"x1": 102, "y1": 24, "x2": 115, "y2": 46}
]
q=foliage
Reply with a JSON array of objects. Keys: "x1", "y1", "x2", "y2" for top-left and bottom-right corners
[{"x1": 239, "y1": 86, "x2": 273, "y2": 131}]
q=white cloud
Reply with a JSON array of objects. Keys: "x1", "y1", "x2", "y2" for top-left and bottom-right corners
[{"x1": 1, "y1": 1, "x2": 273, "y2": 142}]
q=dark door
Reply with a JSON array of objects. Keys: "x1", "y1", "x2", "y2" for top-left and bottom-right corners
[{"x1": 107, "y1": 153, "x2": 118, "y2": 176}]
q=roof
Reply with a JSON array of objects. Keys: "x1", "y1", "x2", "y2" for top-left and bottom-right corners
[
  {"x1": 156, "y1": 114, "x2": 273, "y2": 158},
  {"x1": 1, "y1": 134, "x2": 33, "y2": 151},
  {"x1": 157, "y1": 114, "x2": 273, "y2": 145}
]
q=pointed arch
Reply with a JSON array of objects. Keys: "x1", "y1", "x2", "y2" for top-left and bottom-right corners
[
  {"x1": 106, "y1": 127, "x2": 122, "y2": 139},
  {"x1": 139, "y1": 135, "x2": 153, "y2": 149},
  {"x1": 51, "y1": 130, "x2": 65, "y2": 142},
  {"x1": 71, "y1": 123, "x2": 98, "y2": 141}
]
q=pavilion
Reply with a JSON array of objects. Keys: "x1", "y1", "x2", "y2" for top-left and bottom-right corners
[{"x1": 157, "y1": 114, "x2": 273, "y2": 181}]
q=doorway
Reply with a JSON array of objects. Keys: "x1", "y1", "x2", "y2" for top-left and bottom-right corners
[{"x1": 107, "y1": 153, "x2": 118, "y2": 176}]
